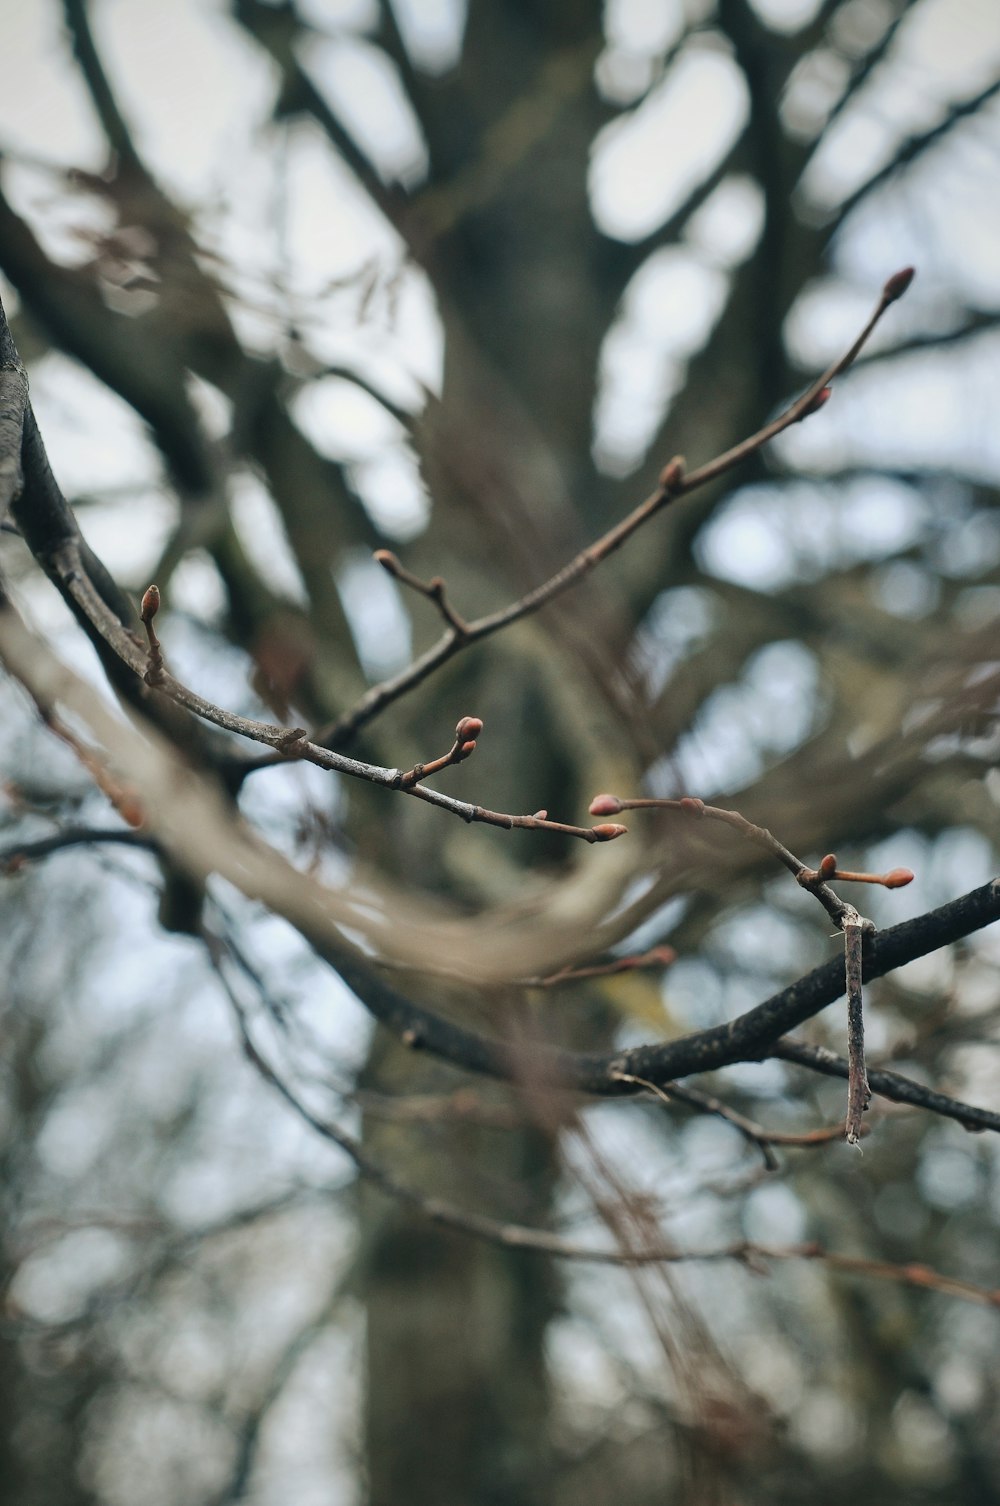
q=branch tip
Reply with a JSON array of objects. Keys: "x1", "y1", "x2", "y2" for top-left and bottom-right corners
[
  {"x1": 455, "y1": 715, "x2": 483, "y2": 743},
  {"x1": 882, "y1": 265, "x2": 916, "y2": 303},
  {"x1": 589, "y1": 792, "x2": 623, "y2": 816},
  {"x1": 140, "y1": 583, "x2": 160, "y2": 623},
  {"x1": 590, "y1": 822, "x2": 628, "y2": 842}
]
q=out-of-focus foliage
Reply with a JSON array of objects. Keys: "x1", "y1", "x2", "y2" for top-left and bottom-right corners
[{"x1": 1, "y1": 1, "x2": 1000, "y2": 1502}]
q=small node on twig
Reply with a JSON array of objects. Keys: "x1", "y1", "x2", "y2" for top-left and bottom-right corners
[
  {"x1": 679, "y1": 796, "x2": 706, "y2": 817},
  {"x1": 659, "y1": 455, "x2": 686, "y2": 492},
  {"x1": 882, "y1": 266, "x2": 916, "y2": 303},
  {"x1": 589, "y1": 793, "x2": 623, "y2": 816},
  {"x1": 139, "y1": 582, "x2": 164, "y2": 684}
]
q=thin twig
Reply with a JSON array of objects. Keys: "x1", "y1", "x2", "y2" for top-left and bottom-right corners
[
  {"x1": 520, "y1": 945, "x2": 677, "y2": 988},
  {"x1": 314, "y1": 270, "x2": 915, "y2": 747},
  {"x1": 612, "y1": 1071, "x2": 863, "y2": 1169},
  {"x1": 44, "y1": 553, "x2": 626, "y2": 845},
  {"x1": 397, "y1": 715, "x2": 482, "y2": 788},
  {"x1": 375, "y1": 549, "x2": 469, "y2": 636},
  {"x1": 589, "y1": 793, "x2": 912, "y2": 919},
  {"x1": 843, "y1": 907, "x2": 872, "y2": 1145},
  {"x1": 4, "y1": 598, "x2": 998, "y2": 1131},
  {"x1": 220, "y1": 954, "x2": 1000, "y2": 1307}
]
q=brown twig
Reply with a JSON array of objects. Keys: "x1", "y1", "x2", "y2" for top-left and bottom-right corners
[
  {"x1": 38, "y1": 555, "x2": 625, "y2": 845},
  {"x1": 520, "y1": 945, "x2": 678, "y2": 988},
  {"x1": 315, "y1": 269, "x2": 916, "y2": 748},
  {"x1": 374, "y1": 549, "x2": 469, "y2": 636},
  {"x1": 223, "y1": 960, "x2": 999, "y2": 1307},
  {"x1": 612, "y1": 1071, "x2": 864, "y2": 1169},
  {"x1": 398, "y1": 714, "x2": 483, "y2": 788}
]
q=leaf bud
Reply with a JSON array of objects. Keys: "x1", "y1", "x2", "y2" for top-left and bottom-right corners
[
  {"x1": 882, "y1": 867, "x2": 915, "y2": 889},
  {"x1": 140, "y1": 584, "x2": 160, "y2": 622},
  {"x1": 589, "y1": 793, "x2": 622, "y2": 816},
  {"x1": 591, "y1": 823, "x2": 628, "y2": 841},
  {"x1": 882, "y1": 266, "x2": 916, "y2": 303},
  {"x1": 455, "y1": 716, "x2": 483, "y2": 744}
]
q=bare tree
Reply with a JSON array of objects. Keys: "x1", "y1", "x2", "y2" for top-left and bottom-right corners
[{"x1": 2, "y1": 2, "x2": 1000, "y2": 1502}]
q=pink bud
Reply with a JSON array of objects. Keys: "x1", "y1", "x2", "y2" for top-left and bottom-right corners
[
  {"x1": 374, "y1": 549, "x2": 399, "y2": 572},
  {"x1": 819, "y1": 853, "x2": 837, "y2": 878},
  {"x1": 591, "y1": 823, "x2": 628, "y2": 841},
  {"x1": 532, "y1": 809, "x2": 548, "y2": 820},
  {"x1": 883, "y1": 867, "x2": 914, "y2": 889},
  {"x1": 455, "y1": 716, "x2": 483, "y2": 743},
  {"x1": 589, "y1": 793, "x2": 623, "y2": 816},
  {"x1": 882, "y1": 266, "x2": 916, "y2": 303},
  {"x1": 140, "y1": 583, "x2": 160, "y2": 622}
]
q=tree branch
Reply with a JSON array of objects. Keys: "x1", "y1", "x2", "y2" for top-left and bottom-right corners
[{"x1": 316, "y1": 268, "x2": 914, "y2": 747}]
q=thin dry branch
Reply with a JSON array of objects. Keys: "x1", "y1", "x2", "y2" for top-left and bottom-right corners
[
  {"x1": 224, "y1": 964, "x2": 1000, "y2": 1309},
  {"x1": 2, "y1": 587, "x2": 998, "y2": 1132},
  {"x1": 612, "y1": 1071, "x2": 864, "y2": 1170},
  {"x1": 314, "y1": 269, "x2": 915, "y2": 748},
  {"x1": 520, "y1": 945, "x2": 678, "y2": 988},
  {"x1": 56, "y1": 554, "x2": 625, "y2": 845}
]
